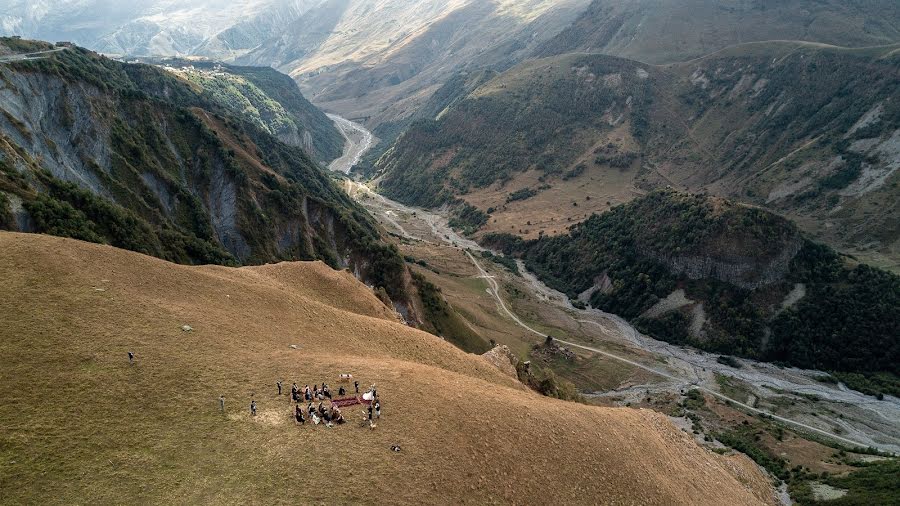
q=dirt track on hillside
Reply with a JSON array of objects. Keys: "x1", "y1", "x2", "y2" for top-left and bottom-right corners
[{"x1": 333, "y1": 117, "x2": 900, "y2": 454}]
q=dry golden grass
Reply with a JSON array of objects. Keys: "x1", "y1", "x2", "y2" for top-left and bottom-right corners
[{"x1": 0, "y1": 232, "x2": 775, "y2": 504}]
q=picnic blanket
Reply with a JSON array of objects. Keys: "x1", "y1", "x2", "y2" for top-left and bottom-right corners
[{"x1": 331, "y1": 397, "x2": 370, "y2": 408}]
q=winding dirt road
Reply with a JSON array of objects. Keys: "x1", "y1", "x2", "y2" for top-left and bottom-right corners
[
  {"x1": 0, "y1": 46, "x2": 68, "y2": 64},
  {"x1": 330, "y1": 116, "x2": 900, "y2": 454}
]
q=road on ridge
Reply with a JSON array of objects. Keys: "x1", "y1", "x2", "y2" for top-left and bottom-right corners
[
  {"x1": 0, "y1": 46, "x2": 69, "y2": 63},
  {"x1": 327, "y1": 115, "x2": 900, "y2": 454}
]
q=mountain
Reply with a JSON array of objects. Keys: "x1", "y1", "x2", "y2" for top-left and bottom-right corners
[
  {"x1": 536, "y1": 0, "x2": 900, "y2": 64},
  {"x1": 0, "y1": 231, "x2": 776, "y2": 504},
  {"x1": 0, "y1": 0, "x2": 317, "y2": 58},
  {"x1": 486, "y1": 191, "x2": 900, "y2": 384},
  {"x1": 147, "y1": 58, "x2": 344, "y2": 164},
  {"x1": 0, "y1": 38, "x2": 411, "y2": 309},
  {"x1": 374, "y1": 42, "x2": 900, "y2": 271},
  {"x1": 236, "y1": 0, "x2": 592, "y2": 125}
]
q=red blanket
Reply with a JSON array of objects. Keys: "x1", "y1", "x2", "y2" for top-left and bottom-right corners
[{"x1": 331, "y1": 397, "x2": 371, "y2": 408}]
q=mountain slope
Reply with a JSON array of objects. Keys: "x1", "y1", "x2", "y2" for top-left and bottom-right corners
[
  {"x1": 486, "y1": 191, "x2": 900, "y2": 378},
  {"x1": 0, "y1": 0, "x2": 317, "y2": 58},
  {"x1": 155, "y1": 58, "x2": 344, "y2": 164},
  {"x1": 0, "y1": 39, "x2": 407, "y2": 303},
  {"x1": 536, "y1": 0, "x2": 900, "y2": 64},
  {"x1": 0, "y1": 232, "x2": 776, "y2": 504},
  {"x1": 374, "y1": 43, "x2": 900, "y2": 270},
  {"x1": 240, "y1": 0, "x2": 591, "y2": 126}
]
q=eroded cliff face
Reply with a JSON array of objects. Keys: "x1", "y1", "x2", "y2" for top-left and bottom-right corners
[
  {"x1": 645, "y1": 236, "x2": 803, "y2": 290},
  {"x1": 0, "y1": 43, "x2": 407, "y2": 307},
  {"x1": 0, "y1": 70, "x2": 111, "y2": 194}
]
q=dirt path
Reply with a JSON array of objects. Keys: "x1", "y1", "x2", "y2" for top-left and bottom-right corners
[
  {"x1": 331, "y1": 116, "x2": 900, "y2": 454},
  {"x1": 0, "y1": 46, "x2": 68, "y2": 63}
]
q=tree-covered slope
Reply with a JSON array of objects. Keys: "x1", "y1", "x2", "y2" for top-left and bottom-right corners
[
  {"x1": 486, "y1": 191, "x2": 900, "y2": 380},
  {"x1": 154, "y1": 59, "x2": 344, "y2": 164},
  {"x1": 0, "y1": 39, "x2": 407, "y2": 302},
  {"x1": 375, "y1": 43, "x2": 900, "y2": 270},
  {"x1": 375, "y1": 53, "x2": 660, "y2": 207}
]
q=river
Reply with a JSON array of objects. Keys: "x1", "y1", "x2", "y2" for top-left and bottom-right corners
[{"x1": 327, "y1": 115, "x2": 900, "y2": 453}]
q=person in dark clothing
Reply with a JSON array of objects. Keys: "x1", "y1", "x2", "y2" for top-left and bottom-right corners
[
  {"x1": 128, "y1": 351, "x2": 134, "y2": 365},
  {"x1": 354, "y1": 381, "x2": 359, "y2": 394},
  {"x1": 291, "y1": 383, "x2": 298, "y2": 400},
  {"x1": 367, "y1": 404, "x2": 373, "y2": 421},
  {"x1": 332, "y1": 406, "x2": 345, "y2": 425},
  {"x1": 318, "y1": 402, "x2": 326, "y2": 417},
  {"x1": 295, "y1": 405, "x2": 305, "y2": 425},
  {"x1": 323, "y1": 386, "x2": 332, "y2": 400},
  {"x1": 338, "y1": 386, "x2": 346, "y2": 397},
  {"x1": 276, "y1": 381, "x2": 283, "y2": 396},
  {"x1": 250, "y1": 399, "x2": 257, "y2": 416}
]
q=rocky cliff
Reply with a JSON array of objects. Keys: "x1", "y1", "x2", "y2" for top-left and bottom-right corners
[{"x1": 0, "y1": 38, "x2": 410, "y2": 307}]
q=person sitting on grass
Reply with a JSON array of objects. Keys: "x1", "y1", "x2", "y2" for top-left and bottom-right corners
[
  {"x1": 295, "y1": 405, "x2": 305, "y2": 425},
  {"x1": 332, "y1": 406, "x2": 345, "y2": 425}
]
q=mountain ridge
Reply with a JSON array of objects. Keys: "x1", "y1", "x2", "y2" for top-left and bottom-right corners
[{"x1": 0, "y1": 231, "x2": 776, "y2": 505}]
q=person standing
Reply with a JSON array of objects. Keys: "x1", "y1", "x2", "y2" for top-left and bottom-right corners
[
  {"x1": 354, "y1": 380, "x2": 360, "y2": 395},
  {"x1": 128, "y1": 351, "x2": 135, "y2": 365},
  {"x1": 219, "y1": 395, "x2": 225, "y2": 413},
  {"x1": 277, "y1": 380, "x2": 283, "y2": 396},
  {"x1": 374, "y1": 400, "x2": 381, "y2": 419},
  {"x1": 250, "y1": 399, "x2": 257, "y2": 417}
]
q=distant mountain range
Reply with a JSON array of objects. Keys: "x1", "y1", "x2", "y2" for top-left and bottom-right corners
[{"x1": 0, "y1": 0, "x2": 317, "y2": 57}]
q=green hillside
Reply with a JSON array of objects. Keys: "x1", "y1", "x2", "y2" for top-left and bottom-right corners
[
  {"x1": 157, "y1": 59, "x2": 345, "y2": 164},
  {"x1": 375, "y1": 53, "x2": 659, "y2": 207},
  {"x1": 375, "y1": 43, "x2": 900, "y2": 270},
  {"x1": 0, "y1": 39, "x2": 407, "y2": 302},
  {"x1": 487, "y1": 191, "x2": 900, "y2": 388}
]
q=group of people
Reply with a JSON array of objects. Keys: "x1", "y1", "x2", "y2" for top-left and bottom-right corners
[{"x1": 248, "y1": 377, "x2": 382, "y2": 428}]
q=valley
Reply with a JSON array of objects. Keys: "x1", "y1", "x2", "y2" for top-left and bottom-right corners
[
  {"x1": 2, "y1": 1, "x2": 899, "y2": 501},
  {"x1": 334, "y1": 116, "x2": 900, "y2": 456}
]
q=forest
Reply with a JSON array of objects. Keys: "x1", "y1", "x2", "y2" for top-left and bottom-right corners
[{"x1": 487, "y1": 191, "x2": 899, "y2": 387}]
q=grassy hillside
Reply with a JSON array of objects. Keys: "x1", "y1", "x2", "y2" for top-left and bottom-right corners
[
  {"x1": 487, "y1": 191, "x2": 900, "y2": 385},
  {"x1": 155, "y1": 59, "x2": 344, "y2": 164},
  {"x1": 375, "y1": 53, "x2": 659, "y2": 207},
  {"x1": 0, "y1": 232, "x2": 775, "y2": 504},
  {"x1": 536, "y1": 0, "x2": 900, "y2": 64},
  {"x1": 375, "y1": 43, "x2": 900, "y2": 270},
  {"x1": 0, "y1": 39, "x2": 409, "y2": 304}
]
